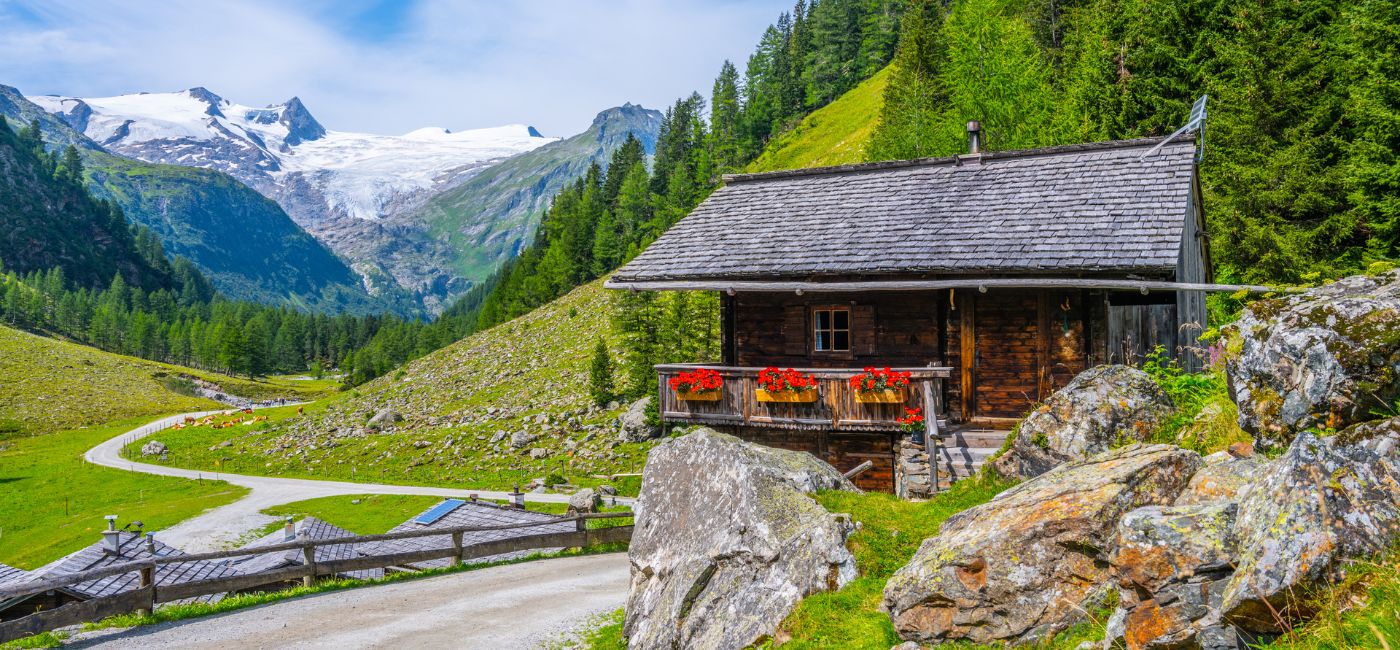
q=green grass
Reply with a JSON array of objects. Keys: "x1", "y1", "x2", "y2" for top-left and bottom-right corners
[
  {"x1": 0, "y1": 324, "x2": 338, "y2": 439},
  {"x1": 261, "y1": 494, "x2": 445, "y2": 535},
  {"x1": 769, "y1": 476, "x2": 1015, "y2": 648},
  {"x1": 745, "y1": 67, "x2": 890, "y2": 174},
  {"x1": 121, "y1": 281, "x2": 658, "y2": 493},
  {"x1": 0, "y1": 415, "x2": 247, "y2": 569},
  {"x1": 552, "y1": 609, "x2": 627, "y2": 650},
  {"x1": 1265, "y1": 549, "x2": 1400, "y2": 649}
]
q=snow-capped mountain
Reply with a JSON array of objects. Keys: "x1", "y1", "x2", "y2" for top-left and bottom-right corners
[{"x1": 29, "y1": 88, "x2": 555, "y2": 308}]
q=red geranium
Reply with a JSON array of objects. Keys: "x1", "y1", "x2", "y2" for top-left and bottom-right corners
[
  {"x1": 848, "y1": 367, "x2": 911, "y2": 392},
  {"x1": 758, "y1": 367, "x2": 818, "y2": 393},
  {"x1": 896, "y1": 407, "x2": 925, "y2": 433},
  {"x1": 669, "y1": 368, "x2": 723, "y2": 394}
]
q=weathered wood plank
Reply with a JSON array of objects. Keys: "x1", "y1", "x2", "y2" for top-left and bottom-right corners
[
  {"x1": 0, "y1": 587, "x2": 152, "y2": 644},
  {"x1": 606, "y1": 278, "x2": 1283, "y2": 293}
]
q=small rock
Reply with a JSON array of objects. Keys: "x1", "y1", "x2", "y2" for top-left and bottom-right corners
[
  {"x1": 412, "y1": 440, "x2": 430, "y2": 449},
  {"x1": 510, "y1": 430, "x2": 536, "y2": 449},
  {"x1": 367, "y1": 408, "x2": 401, "y2": 429},
  {"x1": 528, "y1": 448, "x2": 550, "y2": 459},
  {"x1": 599, "y1": 485, "x2": 618, "y2": 496},
  {"x1": 141, "y1": 441, "x2": 169, "y2": 457},
  {"x1": 568, "y1": 488, "x2": 602, "y2": 514}
]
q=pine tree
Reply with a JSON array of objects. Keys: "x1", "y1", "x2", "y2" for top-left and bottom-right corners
[
  {"x1": 589, "y1": 337, "x2": 615, "y2": 406},
  {"x1": 711, "y1": 60, "x2": 743, "y2": 172},
  {"x1": 866, "y1": 0, "x2": 949, "y2": 160}
]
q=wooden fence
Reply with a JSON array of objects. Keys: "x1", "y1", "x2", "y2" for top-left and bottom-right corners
[{"x1": 0, "y1": 512, "x2": 633, "y2": 643}]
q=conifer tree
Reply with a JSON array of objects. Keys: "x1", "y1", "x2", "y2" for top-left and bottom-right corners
[
  {"x1": 589, "y1": 337, "x2": 615, "y2": 406},
  {"x1": 866, "y1": 0, "x2": 949, "y2": 160}
]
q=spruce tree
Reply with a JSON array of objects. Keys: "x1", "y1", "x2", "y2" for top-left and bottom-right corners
[
  {"x1": 589, "y1": 337, "x2": 615, "y2": 406},
  {"x1": 866, "y1": 0, "x2": 949, "y2": 160}
]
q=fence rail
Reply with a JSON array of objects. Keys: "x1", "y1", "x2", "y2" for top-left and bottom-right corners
[{"x1": 0, "y1": 512, "x2": 633, "y2": 644}]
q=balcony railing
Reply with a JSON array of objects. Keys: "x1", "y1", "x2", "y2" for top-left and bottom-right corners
[{"x1": 655, "y1": 364, "x2": 951, "y2": 433}]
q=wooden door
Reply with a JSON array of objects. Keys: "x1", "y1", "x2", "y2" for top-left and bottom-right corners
[{"x1": 956, "y1": 290, "x2": 1089, "y2": 423}]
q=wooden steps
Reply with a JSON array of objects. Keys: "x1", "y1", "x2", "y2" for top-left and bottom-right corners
[{"x1": 932, "y1": 426, "x2": 1010, "y2": 486}]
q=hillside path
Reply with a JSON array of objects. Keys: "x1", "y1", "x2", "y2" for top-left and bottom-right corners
[
  {"x1": 67, "y1": 552, "x2": 629, "y2": 649},
  {"x1": 85, "y1": 411, "x2": 576, "y2": 552}
]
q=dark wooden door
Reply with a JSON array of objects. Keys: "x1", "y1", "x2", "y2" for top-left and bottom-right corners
[{"x1": 970, "y1": 292, "x2": 1041, "y2": 420}]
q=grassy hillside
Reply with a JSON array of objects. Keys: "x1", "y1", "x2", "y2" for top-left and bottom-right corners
[
  {"x1": 0, "y1": 416, "x2": 247, "y2": 569},
  {"x1": 0, "y1": 324, "x2": 335, "y2": 437},
  {"x1": 745, "y1": 67, "x2": 890, "y2": 174},
  {"x1": 127, "y1": 279, "x2": 657, "y2": 490}
]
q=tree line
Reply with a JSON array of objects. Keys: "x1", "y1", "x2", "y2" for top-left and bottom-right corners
[{"x1": 867, "y1": 0, "x2": 1400, "y2": 283}]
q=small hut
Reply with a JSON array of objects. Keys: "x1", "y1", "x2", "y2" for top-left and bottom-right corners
[{"x1": 606, "y1": 129, "x2": 1213, "y2": 494}]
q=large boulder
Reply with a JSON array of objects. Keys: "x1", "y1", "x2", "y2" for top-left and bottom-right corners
[
  {"x1": 367, "y1": 408, "x2": 401, "y2": 429},
  {"x1": 884, "y1": 444, "x2": 1202, "y2": 645},
  {"x1": 1225, "y1": 270, "x2": 1400, "y2": 449},
  {"x1": 992, "y1": 365, "x2": 1175, "y2": 480},
  {"x1": 140, "y1": 440, "x2": 168, "y2": 457},
  {"x1": 1106, "y1": 503, "x2": 1241, "y2": 650},
  {"x1": 624, "y1": 429, "x2": 857, "y2": 650},
  {"x1": 568, "y1": 488, "x2": 601, "y2": 514},
  {"x1": 618, "y1": 397, "x2": 659, "y2": 442},
  {"x1": 1220, "y1": 421, "x2": 1400, "y2": 632}
]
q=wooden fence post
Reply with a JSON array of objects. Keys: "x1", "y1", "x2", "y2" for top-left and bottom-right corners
[
  {"x1": 451, "y1": 531, "x2": 464, "y2": 567},
  {"x1": 302, "y1": 543, "x2": 316, "y2": 588},
  {"x1": 136, "y1": 564, "x2": 154, "y2": 617}
]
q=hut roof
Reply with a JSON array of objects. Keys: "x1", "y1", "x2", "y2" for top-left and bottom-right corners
[
  {"x1": 0, "y1": 563, "x2": 26, "y2": 587},
  {"x1": 366, "y1": 499, "x2": 575, "y2": 571},
  {"x1": 26, "y1": 532, "x2": 237, "y2": 602},
  {"x1": 233, "y1": 516, "x2": 383, "y2": 582},
  {"x1": 611, "y1": 137, "x2": 1198, "y2": 283}
]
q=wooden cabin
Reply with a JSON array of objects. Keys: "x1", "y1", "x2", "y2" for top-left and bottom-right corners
[{"x1": 606, "y1": 132, "x2": 1210, "y2": 495}]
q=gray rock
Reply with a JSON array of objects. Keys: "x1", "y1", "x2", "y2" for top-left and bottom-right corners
[
  {"x1": 1221, "y1": 422, "x2": 1400, "y2": 632},
  {"x1": 1225, "y1": 270, "x2": 1400, "y2": 449},
  {"x1": 140, "y1": 441, "x2": 169, "y2": 457},
  {"x1": 618, "y1": 397, "x2": 658, "y2": 443},
  {"x1": 884, "y1": 444, "x2": 1202, "y2": 645},
  {"x1": 510, "y1": 430, "x2": 536, "y2": 449},
  {"x1": 568, "y1": 488, "x2": 601, "y2": 514},
  {"x1": 490, "y1": 430, "x2": 506, "y2": 443},
  {"x1": 991, "y1": 365, "x2": 1175, "y2": 480},
  {"x1": 624, "y1": 429, "x2": 857, "y2": 650},
  {"x1": 528, "y1": 448, "x2": 550, "y2": 459},
  {"x1": 599, "y1": 485, "x2": 618, "y2": 496},
  {"x1": 367, "y1": 408, "x2": 401, "y2": 429}
]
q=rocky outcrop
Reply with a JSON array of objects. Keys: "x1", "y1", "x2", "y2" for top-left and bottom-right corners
[
  {"x1": 1226, "y1": 270, "x2": 1400, "y2": 449},
  {"x1": 140, "y1": 441, "x2": 168, "y2": 457},
  {"x1": 367, "y1": 408, "x2": 401, "y2": 429},
  {"x1": 1221, "y1": 423, "x2": 1400, "y2": 632},
  {"x1": 992, "y1": 365, "x2": 1175, "y2": 480},
  {"x1": 624, "y1": 429, "x2": 857, "y2": 650},
  {"x1": 884, "y1": 444, "x2": 1202, "y2": 645},
  {"x1": 618, "y1": 397, "x2": 658, "y2": 443}
]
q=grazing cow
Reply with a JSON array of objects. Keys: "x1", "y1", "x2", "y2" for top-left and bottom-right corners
[
  {"x1": 241, "y1": 408, "x2": 253, "y2": 415},
  {"x1": 296, "y1": 406, "x2": 304, "y2": 416},
  {"x1": 184, "y1": 416, "x2": 196, "y2": 424}
]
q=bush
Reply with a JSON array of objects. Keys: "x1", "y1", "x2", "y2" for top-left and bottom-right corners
[
  {"x1": 160, "y1": 375, "x2": 199, "y2": 397},
  {"x1": 544, "y1": 473, "x2": 567, "y2": 488}
]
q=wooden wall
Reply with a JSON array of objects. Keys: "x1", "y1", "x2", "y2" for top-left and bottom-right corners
[
  {"x1": 1175, "y1": 185, "x2": 1210, "y2": 371},
  {"x1": 733, "y1": 292, "x2": 943, "y2": 368},
  {"x1": 718, "y1": 426, "x2": 897, "y2": 492}
]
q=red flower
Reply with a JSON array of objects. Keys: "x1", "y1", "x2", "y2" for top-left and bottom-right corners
[
  {"x1": 672, "y1": 368, "x2": 723, "y2": 394},
  {"x1": 759, "y1": 367, "x2": 818, "y2": 393},
  {"x1": 850, "y1": 368, "x2": 913, "y2": 392}
]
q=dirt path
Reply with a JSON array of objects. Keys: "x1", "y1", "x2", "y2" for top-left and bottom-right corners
[
  {"x1": 66, "y1": 553, "x2": 629, "y2": 649},
  {"x1": 85, "y1": 412, "x2": 577, "y2": 552}
]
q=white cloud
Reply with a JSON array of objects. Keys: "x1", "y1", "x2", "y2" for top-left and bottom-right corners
[{"x1": 0, "y1": 0, "x2": 789, "y2": 136}]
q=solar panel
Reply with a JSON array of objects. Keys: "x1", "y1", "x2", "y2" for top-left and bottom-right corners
[{"x1": 414, "y1": 499, "x2": 465, "y2": 525}]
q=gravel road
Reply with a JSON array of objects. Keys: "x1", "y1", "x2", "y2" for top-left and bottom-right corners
[
  {"x1": 85, "y1": 412, "x2": 580, "y2": 552},
  {"x1": 66, "y1": 553, "x2": 630, "y2": 649}
]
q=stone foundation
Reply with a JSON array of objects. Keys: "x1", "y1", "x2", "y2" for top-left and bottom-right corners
[{"x1": 896, "y1": 436, "x2": 932, "y2": 499}]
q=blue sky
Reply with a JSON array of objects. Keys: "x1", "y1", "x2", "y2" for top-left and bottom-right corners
[{"x1": 0, "y1": 0, "x2": 790, "y2": 136}]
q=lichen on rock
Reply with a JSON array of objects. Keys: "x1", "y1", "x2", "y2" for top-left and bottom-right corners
[{"x1": 991, "y1": 365, "x2": 1175, "y2": 480}]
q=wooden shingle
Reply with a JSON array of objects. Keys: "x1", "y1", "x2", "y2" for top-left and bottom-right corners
[{"x1": 613, "y1": 137, "x2": 1197, "y2": 283}]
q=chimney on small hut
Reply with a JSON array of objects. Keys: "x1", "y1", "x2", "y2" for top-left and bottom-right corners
[
  {"x1": 145, "y1": 532, "x2": 156, "y2": 555},
  {"x1": 283, "y1": 517, "x2": 296, "y2": 542},
  {"x1": 102, "y1": 515, "x2": 121, "y2": 555},
  {"x1": 966, "y1": 121, "x2": 982, "y2": 155}
]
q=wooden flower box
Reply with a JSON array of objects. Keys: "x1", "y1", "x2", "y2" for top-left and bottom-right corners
[
  {"x1": 854, "y1": 388, "x2": 907, "y2": 404},
  {"x1": 755, "y1": 389, "x2": 819, "y2": 403},
  {"x1": 676, "y1": 390, "x2": 722, "y2": 402}
]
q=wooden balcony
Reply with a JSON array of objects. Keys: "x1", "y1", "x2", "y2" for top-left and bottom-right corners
[{"x1": 656, "y1": 364, "x2": 951, "y2": 432}]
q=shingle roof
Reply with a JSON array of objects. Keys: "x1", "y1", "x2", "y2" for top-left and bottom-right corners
[
  {"x1": 26, "y1": 532, "x2": 238, "y2": 603},
  {"x1": 0, "y1": 562, "x2": 26, "y2": 587},
  {"x1": 233, "y1": 516, "x2": 383, "y2": 581},
  {"x1": 366, "y1": 500, "x2": 576, "y2": 570},
  {"x1": 612, "y1": 137, "x2": 1198, "y2": 282}
]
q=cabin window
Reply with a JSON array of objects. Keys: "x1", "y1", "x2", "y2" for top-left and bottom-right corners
[{"x1": 813, "y1": 307, "x2": 851, "y2": 353}]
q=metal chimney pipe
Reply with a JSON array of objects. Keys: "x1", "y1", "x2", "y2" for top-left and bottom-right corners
[
  {"x1": 966, "y1": 121, "x2": 982, "y2": 154},
  {"x1": 102, "y1": 515, "x2": 121, "y2": 555},
  {"x1": 283, "y1": 517, "x2": 296, "y2": 542},
  {"x1": 145, "y1": 532, "x2": 156, "y2": 555}
]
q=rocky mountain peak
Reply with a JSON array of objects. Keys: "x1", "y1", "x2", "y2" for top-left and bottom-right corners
[
  {"x1": 276, "y1": 96, "x2": 325, "y2": 145},
  {"x1": 590, "y1": 104, "x2": 663, "y2": 153},
  {"x1": 185, "y1": 87, "x2": 226, "y2": 117}
]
